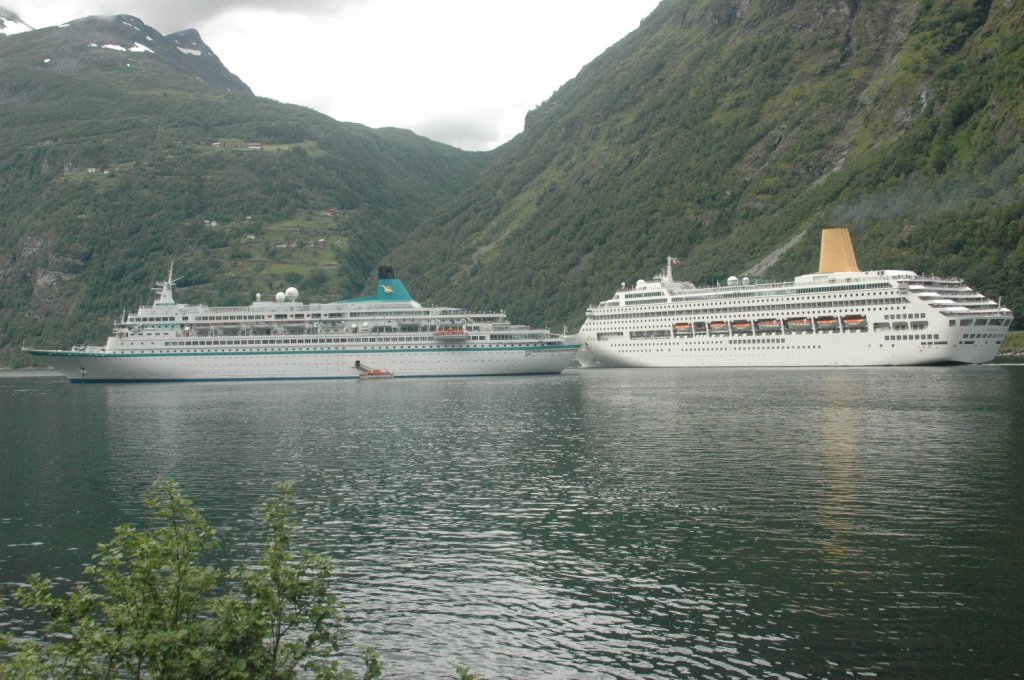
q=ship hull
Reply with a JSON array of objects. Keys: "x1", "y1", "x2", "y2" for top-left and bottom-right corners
[
  {"x1": 577, "y1": 329, "x2": 999, "y2": 368},
  {"x1": 27, "y1": 344, "x2": 580, "y2": 383}
]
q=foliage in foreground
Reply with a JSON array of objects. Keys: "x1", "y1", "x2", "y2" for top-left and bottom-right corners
[{"x1": 0, "y1": 480, "x2": 377, "y2": 679}]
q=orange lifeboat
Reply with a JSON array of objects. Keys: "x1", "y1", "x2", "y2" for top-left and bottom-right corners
[
  {"x1": 842, "y1": 315, "x2": 867, "y2": 330},
  {"x1": 731, "y1": 320, "x2": 752, "y2": 334},
  {"x1": 815, "y1": 316, "x2": 839, "y2": 331},
  {"x1": 786, "y1": 318, "x2": 813, "y2": 332}
]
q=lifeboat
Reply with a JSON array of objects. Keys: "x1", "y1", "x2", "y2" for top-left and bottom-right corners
[
  {"x1": 673, "y1": 322, "x2": 693, "y2": 335},
  {"x1": 709, "y1": 321, "x2": 729, "y2": 335},
  {"x1": 755, "y1": 318, "x2": 782, "y2": 332},
  {"x1": 786, "y1": 317, "x2": 813, "y2": 332},
  {"x1": 841, "y1": 315, "x2": 867, "y2": 330},
  {"x1": 434, "y1": 327, "x2": 468, "y2": 341},
  {"x1": 730, "y1": 320, "x2": 752, "y2": 334},
  {"x1": 815, "y1": 316, "x2": 839, "y2": 331}
]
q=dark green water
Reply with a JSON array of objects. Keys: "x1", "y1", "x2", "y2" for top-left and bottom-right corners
[{"x1": 2, "y1": 366, "x2": 1023, "y2": 678}]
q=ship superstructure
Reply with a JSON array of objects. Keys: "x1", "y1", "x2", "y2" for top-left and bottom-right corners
[
  {"x1": 577, "y1": 228, "x2": 1012, "y2": 368},
  {"x1": 26, "y1": 266, "x2": 579, "y2": 382}
]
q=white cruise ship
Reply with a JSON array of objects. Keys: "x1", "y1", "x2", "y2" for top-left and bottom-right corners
[
  {"x1": 25, "y1": 266, "x2": 580, "y2": 382},
  {"x1": 577, "y1": 228, "x2": 1013, "y2": 368}
]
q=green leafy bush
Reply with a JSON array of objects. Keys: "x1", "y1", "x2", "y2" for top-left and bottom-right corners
[{"x1": 0, "y1": 480, "x2": 378, "y2": 680}]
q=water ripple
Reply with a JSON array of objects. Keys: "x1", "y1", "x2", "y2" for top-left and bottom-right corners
[{"x1": 2, "y1": 368, "x2": 1023, "y2": 677}]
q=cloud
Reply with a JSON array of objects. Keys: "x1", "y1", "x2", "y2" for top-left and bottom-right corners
[
  {"x1": 143, "y1": 0, "x2": 351, "y2": 31},
  {"x1": 415, "y1": 115, "x2": 503, "y2": 153},
  {"x1": 13, "y1": 0, "x2": 661, "y2": 150},
  {"x1": 11, "y1": 0, "x2": 358, "y2": 32}
]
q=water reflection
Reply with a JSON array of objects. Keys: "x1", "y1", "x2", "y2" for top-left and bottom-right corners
[
  {"x1": 815, "y1": 370, "x2": 865, "y2": 568},
  {"x1": 2, "y1": 367, "x2": 1023, "y2": 677}
]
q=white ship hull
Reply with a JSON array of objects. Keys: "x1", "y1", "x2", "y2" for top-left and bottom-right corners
[
  {"x1": 30, "y1": 343, "x2": 578, "y2": 383},
  {"x1": 577, "y1": 328, "x2": 1003, "y2": 368},
  {"x1": 577, "y1": 229, "x2": 1013, "y2": 369}
]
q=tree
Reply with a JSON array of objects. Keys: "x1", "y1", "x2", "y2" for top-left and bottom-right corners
[
  {"x1": 215, "y1": 481, "x2": 348, "y2": 680},
  {"x1": 0, "y1": 479, "x2": 380, "y2": 680}
]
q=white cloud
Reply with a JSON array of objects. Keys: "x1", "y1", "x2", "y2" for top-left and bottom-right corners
[{"x1": 9, "y1": 0, "x2": 660, "y2": 150}]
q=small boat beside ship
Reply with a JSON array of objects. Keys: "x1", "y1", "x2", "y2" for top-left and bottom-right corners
[
  {"x1": 576, "y1": 228, "x2": 1013, "y2": 367},
  {"x1": 25, "y1": 266, "x2": 580, "y2": 383},
  {"x1": 358, "y1": 368, "x2": 395, "y2": 380}
]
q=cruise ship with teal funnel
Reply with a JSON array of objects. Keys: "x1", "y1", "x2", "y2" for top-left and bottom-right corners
[{"x1": 25, "y1": 266, "x2": 580, "y2": 382}]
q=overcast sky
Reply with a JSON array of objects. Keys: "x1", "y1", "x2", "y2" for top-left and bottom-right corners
[{"x1": 10, "y1": 1, "x2": 661, "y2": 150}]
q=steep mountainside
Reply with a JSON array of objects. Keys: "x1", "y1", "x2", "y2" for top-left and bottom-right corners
[
  {"x1": 0, "y1": 16, "x2": 490, "y2": 364},
  {"x1": 388, "y1": 0, "x2": 1023, "y2": 331}
]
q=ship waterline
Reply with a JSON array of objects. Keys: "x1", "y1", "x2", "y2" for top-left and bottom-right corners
[
  {"x1": 25, "y1": 266, "x2": 579, "y2": 382},
  {"x1": 577, "y1": 228, "x2": 1013, "y2": 368},
  {"x1": 29, "y1": 345, "x2": 580, "y2": 382}
]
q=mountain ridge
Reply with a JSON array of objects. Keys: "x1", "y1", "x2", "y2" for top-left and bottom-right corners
[{"x1": 0, "y1": 13, "x2": 252, "y2": 94}]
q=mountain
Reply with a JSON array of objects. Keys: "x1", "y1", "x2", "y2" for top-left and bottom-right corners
[
  {"x1": 0, "y1": 14, "x2": 252, "y2": 98},
  {"x1": 387, "y1": 0, "x2": 1024, "y2": 332},
  {"x1": 0, "y1": 15, "x2": 490, "y2": 365},
  {"x1": 5, "y1": 1, "x2": 1022, "y2": 367}
]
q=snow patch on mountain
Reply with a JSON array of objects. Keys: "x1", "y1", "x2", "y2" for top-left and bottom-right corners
[
  {"x1": 87, "y1": 41, "x2": 155, "y2": 54},
  {"x1": 0, "y1": 6, "x2": 35, "y2": 36}
]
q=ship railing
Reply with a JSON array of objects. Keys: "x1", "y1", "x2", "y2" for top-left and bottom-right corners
[
  {"x1": 199, "y1": 305, "x2": 273, "y2": 313},
  {"x1": 600, "y1": 276, "x2": 912, "y2": 308},
  {"x1": 938, "y1": 310, "x2": 1013, "y2": 321}
]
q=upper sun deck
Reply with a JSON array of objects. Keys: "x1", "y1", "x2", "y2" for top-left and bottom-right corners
[
  {"x1": 592, "y1": 265, "x2": 925, "y2": 310},
  {"x1": 587, "y1": 263, "x2": 1011, "y2": 321},
  {"x1": 585, "y1": 229, "x2": 1012, "y2": 324},
  {"x1": 122, "y1": 266, "x2": 514, "y2": 330}
]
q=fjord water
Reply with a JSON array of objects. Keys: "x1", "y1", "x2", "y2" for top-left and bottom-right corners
[{"x1": 2, "y1": 367, "x2": 1023, "y2": 678}]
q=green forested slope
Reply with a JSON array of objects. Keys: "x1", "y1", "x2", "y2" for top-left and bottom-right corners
[
  {"x1": 0, "y1": 16, "x2": 490, "y2": 364},
  {"x1": 388, "y1": 0, "x2": 1023, "y2": 331}
]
